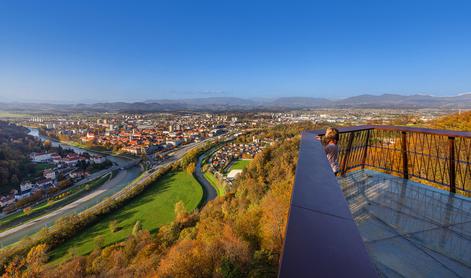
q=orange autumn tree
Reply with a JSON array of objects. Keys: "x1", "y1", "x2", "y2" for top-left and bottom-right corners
[{"x1": 7, "y1": 122, "x2": 318, "y2": 277}]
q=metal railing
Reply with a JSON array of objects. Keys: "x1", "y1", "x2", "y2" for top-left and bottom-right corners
[
  {"x1": 330, "y1": 125, "x2": 471, "y2": 194},
  {"x1": 279, "y1": 125, "x2": 471, "y2": 277}
]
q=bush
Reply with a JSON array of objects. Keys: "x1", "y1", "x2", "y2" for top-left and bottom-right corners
[
  {"x1": 108, "y1": 220, "x2": 119, "y2": 233},
  {"x1": 132, "y1": 220, "x2": 142, "y2": 236},
  {"x1": 94, "y1": 235, "x2": 105, "y2": 249},
  {"x1": 23, "y1": 207, "x2": 32, "y2": 216}
]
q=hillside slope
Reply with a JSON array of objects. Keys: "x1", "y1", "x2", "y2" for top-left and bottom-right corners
[{"x1": 3, "y1": 123, "x2": 316, "y2": 277}]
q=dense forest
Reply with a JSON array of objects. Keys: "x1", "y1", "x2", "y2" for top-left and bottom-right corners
[{"x1": 0, "y1": 121, "x2": 43, "y2": 195}]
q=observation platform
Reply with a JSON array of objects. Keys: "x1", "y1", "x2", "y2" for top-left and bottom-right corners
[
  {"x1": 279, "y1": 125, "x2": 471, "y2": 277},
  {"x1": 340, "y1": 169, "x2": 471, "y2": 277}
]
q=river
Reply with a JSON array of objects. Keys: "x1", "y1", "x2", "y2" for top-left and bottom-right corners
[{"x1": 0, "y1": 129, "x2": 142, "y2": 248}]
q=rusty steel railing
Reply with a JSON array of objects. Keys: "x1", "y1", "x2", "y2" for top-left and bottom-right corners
[
  {"x1": 279, "y1": 125, "x2": 471, "y2": 278},
  {"x1": 320, "y1": 125, "x2": 471, "y2": 195}
]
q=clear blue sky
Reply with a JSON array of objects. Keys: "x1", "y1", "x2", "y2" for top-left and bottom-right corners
[{"x1": 1, "y1": 0, "x2": 471, "y2": 103}]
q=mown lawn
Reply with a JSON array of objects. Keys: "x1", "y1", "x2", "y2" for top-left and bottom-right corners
[
  {"x1": 204, "y1": 171, "x2": 225, "y2": 196},
  {"x1": 48, "y1": 171, "x2": 203, "y2": 264},
  {"x1": 32, "y1": 163, "x2": 55, "y2": 178},
  {"x1": 0, "y1": 111, "x2": 31, "y2": 118},
  {"x1": 228, "y1": 159, "x2": 252, "y2": 171},
  {"x1": 33, "y1": 163, "x2": 55, "y2": 172}
]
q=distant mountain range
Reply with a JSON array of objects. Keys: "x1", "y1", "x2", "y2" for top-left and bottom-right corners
[{"x1": 1, "y1": 94, "x2": 471, "y2": 113}]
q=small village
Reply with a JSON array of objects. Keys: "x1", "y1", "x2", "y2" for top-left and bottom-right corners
[
  {"x1": 203, "y1": 135, "x2": 275, "y2": 192},
  {"x1": 0, "y1": 148, "x2": 110, "y2": 212}
]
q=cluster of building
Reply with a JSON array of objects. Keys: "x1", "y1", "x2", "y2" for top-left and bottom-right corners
[
  {"x1": 0, "y1": 151, "x2": 107, "y2": 210},
  {"x1": 27, "y1": 114, "x2": 242, "y2": 156},
  {"x1": 207, "y1": 136, "x2": 269, "y2": 173},
  {"x1": 268, "y1": 108, "x2": 448, "y2": 125}
]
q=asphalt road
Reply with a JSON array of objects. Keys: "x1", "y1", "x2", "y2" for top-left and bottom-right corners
[
  {"x1": 0, "y1": 140, "x2": 209, "y2": 248},
  {"x1": 193, "y1": 135, "x2": 237, "y2": 205},
  {"x1": 0, "y1": 166, "x2": 141, "y2": 247},
  {"x1": 194, "y1": 152, "x2": 218, "y2": 205},
  {"x1": 0, "y1": 130, "x2": 229, "y2": 249}
]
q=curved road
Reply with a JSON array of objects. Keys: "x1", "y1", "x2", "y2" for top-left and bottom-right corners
[
  {"x1": 194, "y1": 136, "x2": 236, "y2": 205},
  {"x1": 195, "y1": 152, "x2": 218, "y2": 205},
  {"x1": 0, "y1": 139, "x2": 212, "y2": 248}
]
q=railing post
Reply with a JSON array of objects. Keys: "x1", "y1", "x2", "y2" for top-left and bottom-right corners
[
  {"x1": 401, "y1": 131, "x2": 408, "y2": 179},
  {"x1": 448, "y1": 136, "x2": 456, "y2": 193},
  {"x1": 341, "y1": 132, "x2": 355, "y2": 176},
  {"x1": 361, "y1": 130, "x2": 370, "y2": 169}
]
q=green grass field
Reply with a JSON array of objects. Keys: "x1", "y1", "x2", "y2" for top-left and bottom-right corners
[
  {"x1": 228, "y1": 159, "x2": 252, "y2": 171},
  {"x1": 48, "y1": 171, "x2": 203, "y2": 264},
  {"x1": 33, "y1": 163, "x2": 55, "y2": 172},
  {"x1": 32, "y1": 163, "x2": 55, "y2": 178},
  {"x1": 0, "y1": 111, "x2": 31, "y2": 118},
  {"x1": 204, "y1": 171, "x2": 225, "y2": 196}
]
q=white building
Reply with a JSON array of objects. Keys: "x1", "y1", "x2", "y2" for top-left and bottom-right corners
[
  {"x1": 20, "y1": 181, "x2": 34, "y2": 192},
  {"x1": 227, "y1": 169, "x2": 243, "y2": 180},
  {"x1": 91, "y1": 156, "x2": 106, "y2": 164},
  {"x1": 31, "y1": 153, "x2": 52, "y2": 162},
  {"x1": 15, "y1": 190, "x2": 32, "y2": 200}
]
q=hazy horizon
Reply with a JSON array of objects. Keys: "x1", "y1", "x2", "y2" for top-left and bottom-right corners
[{"x1": 1, "y1": 92, "x2": 471, "y2": 106}]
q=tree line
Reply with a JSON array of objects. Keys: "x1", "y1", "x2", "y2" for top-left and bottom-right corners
[
  {"x1": 0, "y1": 121, "x2": 44, "y2": 195},
  {"x1": 0, "y1": 141, "x2": 215, "y2": 275},
  {"x1": 0, "y1": 122, "x2": 318, "y2": 277}
]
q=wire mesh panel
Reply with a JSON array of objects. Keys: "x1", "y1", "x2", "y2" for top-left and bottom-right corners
[
  {"x1": 364, "y1": 129, "x2": 403, "y2": 175},
  {"x1": 337, "y1": 129, "x2": 370, "y2": 172},
  {"x1": 407, "y1": 133, "x2": 451, "y2": 187},
  {"x1": 324, "y1": 126, "x2": 471, "y2": 195},
  {"x1": 455, "y1": 137, "x2": 471, "y2": 192}
]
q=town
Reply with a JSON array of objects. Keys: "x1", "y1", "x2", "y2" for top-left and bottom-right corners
[
  {"x1": 0, "y1": 108, "x2": 458, "y2": 228},
  {"x1": 15, "y1": 108, "x2": 451, "y2": 155}
]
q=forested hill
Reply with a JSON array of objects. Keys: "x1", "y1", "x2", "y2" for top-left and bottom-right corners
[
  {"x1": 427, "y1": 110, "x2": 471, "y2": 131},
  {"x1": 7, "y1": 122, "x2": 317, "y2": 277},
  {"x1": 0, "y1": 121, "x2": 42, "y2": 195}
]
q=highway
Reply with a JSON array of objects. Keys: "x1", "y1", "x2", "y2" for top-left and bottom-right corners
[{"x1": 0, "y1": 139, "x2": 210, "y2": 248}]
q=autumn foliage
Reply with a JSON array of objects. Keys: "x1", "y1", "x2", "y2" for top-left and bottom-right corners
[
  {"x1": 427, "y1": 110, "x2": 471, "y2": 131},
  {"x1": 1, "y1": 122, "x2": 315, "y2": 277}
]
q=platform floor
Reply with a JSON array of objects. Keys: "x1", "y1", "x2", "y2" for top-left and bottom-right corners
[{"x1": 339, "y1": 170, "x2": 471, "y2": 278}]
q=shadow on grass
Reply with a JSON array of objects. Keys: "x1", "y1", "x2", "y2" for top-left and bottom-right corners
[{"x1": 49, "y1": 172, "x2": 181, "y2": 261}]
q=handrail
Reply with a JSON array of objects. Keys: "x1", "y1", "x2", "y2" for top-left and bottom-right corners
[
  {"x1": 279, "y1": 125, "x2": 471, "y2": 277},
  {"x1": 314, "y1": 124, "x2": 471, "y2": 138},
  {"x1": 315, "y1": 125, "x2": 470, "y2": 193},
  {"x1": 279, "y1": 131, "x2": 378, "y2": 277}
]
